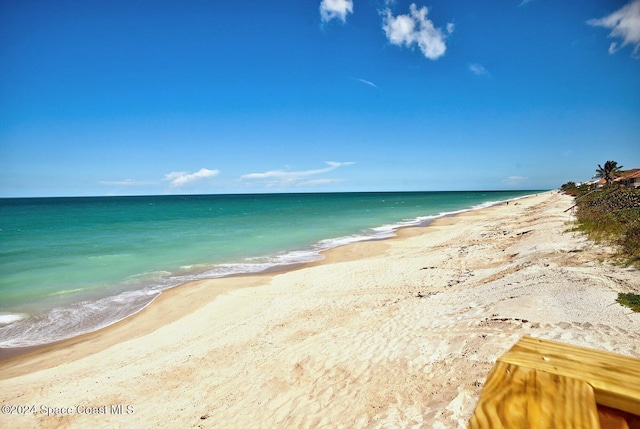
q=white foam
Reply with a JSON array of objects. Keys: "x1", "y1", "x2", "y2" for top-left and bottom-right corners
[
  {"x1": 196, "y1": 250, "x2": 325, "y2": 279},
  {"x1": 471, "y1": 200, "x2": 500, "y2": 210},
  {"x1": 0, "y1": 313, "x2": 27, "y2": 326},
  {"x1": 0, "y1": 289, "x2": 161, "y2": 348}
]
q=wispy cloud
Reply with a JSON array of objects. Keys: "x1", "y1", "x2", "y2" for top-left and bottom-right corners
[
  {"x1": 504, "y1": 176, "x2": 529, "y2": 185},
  {"x1": 518, "y1": 0, "x2": 534, "y2": 7},
  {"x1": 99, "y1": 179, "x2": 156, "y2": 187},
  {"x1": 165, "y1": 168, "x2": 220, "y2": 188},
  {"x1": 381, "y1": 4, "x2": 453, "y2": 60},
  {"x1": 320, "y1": 0, "x2": 354, "y2": 23},
  {"x1": 354, "y1": 78, "x2": 380, "y2": 89},
  {"x1": 469, "y1": 63, "x2": 490, "y2": 76},
  {"x1": 241, "y1": 161, "x2": 355, "y2": 188},
  {"x1": 588, "y1": 0, "x2": 640, "y2": 58},
  {"x1": 298, "y1": 178, "x2": 343, "y2": 187}
]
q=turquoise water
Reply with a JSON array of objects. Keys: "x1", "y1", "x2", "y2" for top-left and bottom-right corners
[{"x1": 0, "y1": 191, "x2": 541, "y2": 348}]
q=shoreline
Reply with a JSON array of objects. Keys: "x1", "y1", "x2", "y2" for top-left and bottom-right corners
[
  {"x1": 2, "y1": 190, "x2": 639, "y2": 428},
  {"x1": 0, "y1": 192, "x2": 537, "y2": 364},
  {"x1": 0, "y1": 200, "x2": 477, "y2": 372}
]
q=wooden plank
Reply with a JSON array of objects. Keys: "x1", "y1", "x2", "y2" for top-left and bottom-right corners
[
  {"x1": 469, "y1": 361, "x2": 600, "y2": 429},
  {"x1": 498, "y1": 336, "x2": 640, "y2": 416}
]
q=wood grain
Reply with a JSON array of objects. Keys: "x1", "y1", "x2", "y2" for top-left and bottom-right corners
[
  {"x1": 469, "y1": 361, "x2": 600, "y2": 428},
  {"x1": 499, "y1": 336, "x2": 640, "y2": 415}
]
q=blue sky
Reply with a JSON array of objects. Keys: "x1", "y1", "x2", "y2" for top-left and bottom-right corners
[{"x1": 1, "y1": 0, "x2": 639, "y2": 197}]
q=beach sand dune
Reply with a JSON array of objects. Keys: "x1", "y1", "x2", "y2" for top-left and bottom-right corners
[{"x1": 1, "y1": 192, "x2": 639, "y2": 428}]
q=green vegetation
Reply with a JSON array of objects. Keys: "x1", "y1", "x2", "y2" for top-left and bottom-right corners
[
  {"x1": 594, "y1": 160, "x2": 624, "y2": 186},
  {"x1": 561, "y1": 161, "x2": 640, "y2": 313},
  {"x1": 560, "y1": 181, "x2": 591, "y2": 197},
  {"x1": 560, "y1": 161, "x2": 640, "y2": 266},
  {"x1": 616, "y1": 293, "x2": 640, "y2": 313},
  {"x1": 573, "y1": 187, "x2": 640, "y2": 264}
]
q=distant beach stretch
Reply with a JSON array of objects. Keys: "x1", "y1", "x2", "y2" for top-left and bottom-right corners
[{"x1": 1, "y1": 191, "x2": 639, "y2": 428}]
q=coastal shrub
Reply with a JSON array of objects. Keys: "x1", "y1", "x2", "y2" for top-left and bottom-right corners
[
  {"x1": 560, "y1": 182, "x2": 578, "y2": 196},
  {"x1": 574, "y1": 186, "x2": 640, "y2": 265},
  {"x1": 620, "y1": 223, "x2": 640, "y2": 263},
  {"x1": 616, "y1": 293, "x2": 640, "y2": 313},
  {"x1": 580, "y1": 187, "x2": 640, "y2": 212},
  {"x1": 560, "y1": 182, "x2": 594, "y2": 198}
]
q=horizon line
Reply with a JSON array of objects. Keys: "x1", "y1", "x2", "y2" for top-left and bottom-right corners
[{"x1": 0, "y1": 189, "x2": 551, "y2": 200}]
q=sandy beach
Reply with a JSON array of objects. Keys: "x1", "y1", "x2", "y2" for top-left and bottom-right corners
[{"x1": 1, "y1": 191, "x2": 639, "y2": 428}]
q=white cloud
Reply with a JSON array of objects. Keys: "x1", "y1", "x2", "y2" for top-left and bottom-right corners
[
  {"x1": 588, "y1": 0, "x2": 640, "y2": 58},
  {"x1": 320, "y1": 0, "x2": 353, "y2": 23},
  {"x1": 519, "y1": 0, "x2": 534, "y2": 7},
  {"x1": 165, "y1": 168, "x2": 220, "y2": 187},
  {"x1": 469, "y1": 63, "x2": 490, "y2": 76},
  {"x1": 382, "y1": 4, "x2": 453, "y2": 60},
  {"x1": 241, "y1": 161, "x2": 354, "y2": 187}
]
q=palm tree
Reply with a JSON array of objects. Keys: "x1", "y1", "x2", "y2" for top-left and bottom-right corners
[{"x1": 595, "y1": 160, "x2": 624, "y2": 186}]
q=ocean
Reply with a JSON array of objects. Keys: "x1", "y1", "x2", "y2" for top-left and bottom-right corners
[{"x1": 0, "y1": 191, "x2": 540, "y2": 348}]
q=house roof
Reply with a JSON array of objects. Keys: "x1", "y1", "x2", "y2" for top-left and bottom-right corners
[
  {"x1": 613, "y1": 168, "x2": 640, "y2": 182},
  {"x1": 624, "y1": 169, "x2": 640, "y2": 179}
]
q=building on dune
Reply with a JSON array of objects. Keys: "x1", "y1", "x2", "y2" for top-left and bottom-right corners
[{"x1": 614, "y1": 169, "x2": 640, "y2": 188}]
